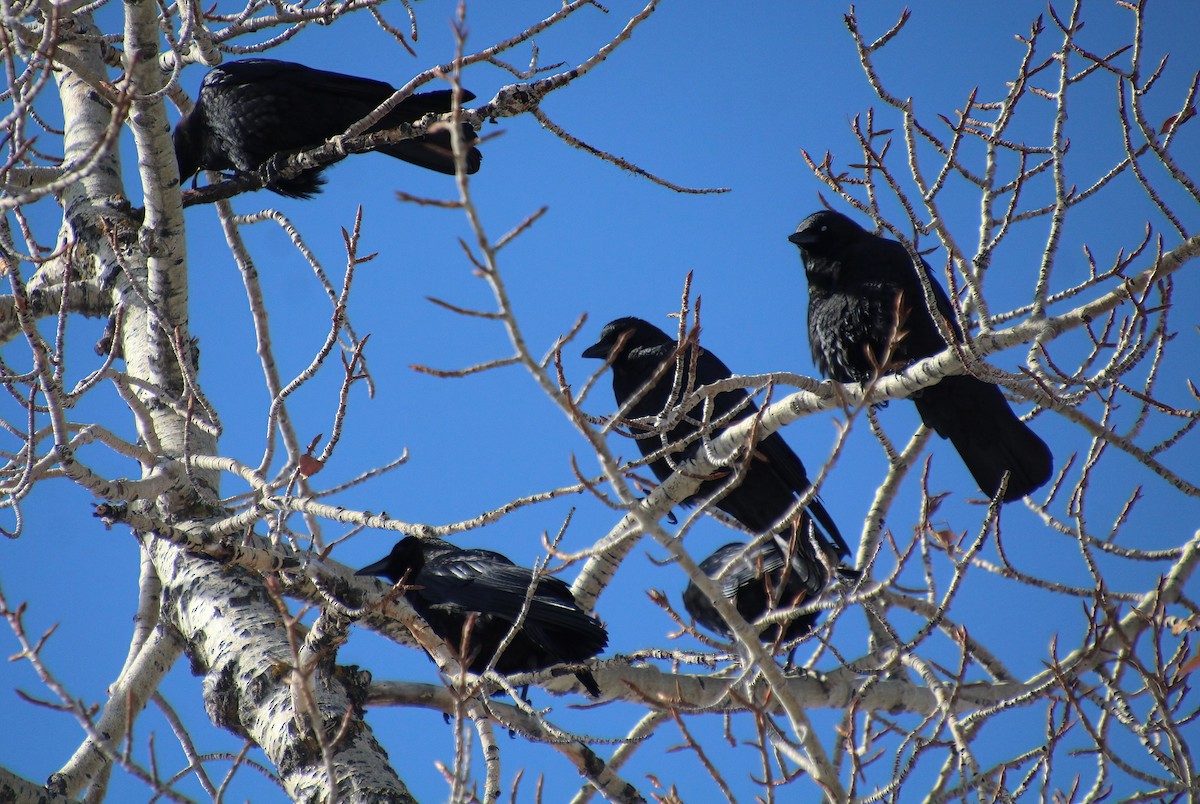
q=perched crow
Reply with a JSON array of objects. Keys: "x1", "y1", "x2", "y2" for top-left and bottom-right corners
[
  {"x1": 583, "y1": 317, "x2": 850, "y2": 645},
  {"x1": 356, "y1": 536, "x2": 606, "y2": 696},
  {"x1": 682, "y1": 538, "x2": 826, "y2": 647},
  {"x1": 789, "y1": 209, "x2": 1052, "y2": 502},
  {"x1": 174, "y1": 59, "x2": 482, "y2": 198}
]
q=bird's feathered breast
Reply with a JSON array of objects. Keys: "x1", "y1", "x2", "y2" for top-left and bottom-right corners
[{"x1": 806, "y1": 236, "x2": 962, "y2": 380}]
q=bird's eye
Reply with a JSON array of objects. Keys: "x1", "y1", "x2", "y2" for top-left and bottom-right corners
[{"x1": 819, "y1": 225, "x2": 828, "y2": 233}]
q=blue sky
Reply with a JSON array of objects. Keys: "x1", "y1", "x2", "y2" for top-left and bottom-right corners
[{"x1": 2, "y1": 1, "x2": 1198, "y2": 800}]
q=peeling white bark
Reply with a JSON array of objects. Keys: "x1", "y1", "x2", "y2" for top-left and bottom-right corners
[{"x1": 147, "y1": 537, "x2": 415, "y2": 802}]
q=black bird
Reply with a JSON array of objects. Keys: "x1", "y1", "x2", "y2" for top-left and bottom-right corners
[
  {"x1": 583, "y1": 317, "x2": 850, "y2": 645},
  {"x1": 174, "y1": 59, "x2": 482, "y2": 198},
  {"x1": 789, "y1": 209, "x2": 1052, "y2": 502},
  {"x1": 682, "y1": 538, "x2": 826, "y2": 647},
  {"x1": 356, "y1": 536, "x2": 607, "y2": 696}
]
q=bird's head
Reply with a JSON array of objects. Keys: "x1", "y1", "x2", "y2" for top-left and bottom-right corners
[
  {"x1": 787, "y1": 210, "x2": 865, "y2": 259},
  {"x1": 582, "y1": 317, "x2": 676, "y2": 365},
  {"x1": 355, "y1": 536, "x2": 425, "y2": 584}
]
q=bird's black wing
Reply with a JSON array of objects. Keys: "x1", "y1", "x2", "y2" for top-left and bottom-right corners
[
  {"x1": 418, "y1": 555, "x2": 607, "y2": 667},
  {"x1": 693, "y1": 350, "x2": 849, "y2": 557},
  {"x1": 748, "y1": 434, "x2": 849, "y2": 557},
  {"x1": 864, "y1": 237, "x2": 1053, "y2": 500},
  {"x1": 209, "y1": 61, "x2": 396, "y2": 167},
  {"x1": 883, "y1": 240, "x2": 964, "y2": 362},
  {"x1": 705, "y1": 541, "x2": 787, "y2": 598},
  {"x1": 418, "y1": 553, "x2": 589, "y2": 628},
  {"x1": 264, "y1": 63, "x2": 474, "y2": 135},
  {"x1": 619, "y1": 343, "x2": 757, "y2": 487},
  {"x1": 611, "y1": 341, "x2": 681, "y2": 424},
  {"x1": 285, "y1": 69, "x2": 482, "y2": 177},
  {"x1": 683, "y1": 539, "x2": 825, "y2": 641}
]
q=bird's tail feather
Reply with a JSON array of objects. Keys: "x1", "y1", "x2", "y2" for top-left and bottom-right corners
[
  {"x1": 378, "y1": 129, "x2": 482, "y2": 175},
  {"x1": 574, "y1": 668, "x2": 602, "y2": 697},
  {"x1": 375, "y1": 89, "x2": 481, "y2": 175},
  {"x1": 914, "y1": 375, "x2": 1052, "y2": 502}
]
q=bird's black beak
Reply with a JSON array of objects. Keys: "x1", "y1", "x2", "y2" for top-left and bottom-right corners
[
  {"x1": 355, "y1": 558, "x2": 390, "y2": 577},
  {"x1": 581, "y1": 341, "x2": 608, "y2": 359},
  {"x1": 788, "y1": 230, "x2": 814, "y2": 248}
]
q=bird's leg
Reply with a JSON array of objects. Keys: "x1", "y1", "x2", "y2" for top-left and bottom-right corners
[{"x1": 258, "y1": 153, "x2": 287, "y2": 189}]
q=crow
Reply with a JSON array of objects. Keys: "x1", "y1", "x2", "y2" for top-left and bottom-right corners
[
  {"x1": 681, "y1": 538, "x2": 828, "y2": 650},
  {"x1": 789, "y1": 209, "x2": 1052, "y2": 502},
  {"x1": 356, "y1": 536, "x2": 606, "y2": 696},
  {"x1": 583, "y1": 317, "x2": 850, "y2": 646},
  {"x1": 174, "y1": 59, "x2": 482, "y2": 198}
]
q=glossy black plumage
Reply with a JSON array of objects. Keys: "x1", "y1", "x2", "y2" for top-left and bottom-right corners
[
  {"x1": 681, "y1": 538, "x2": 825, "y2": 644},
  {"x1": 356, "y1": 536, "x2": 606, "y2": 696},
  {"x1": 174, "y1": 59, "x2": 481, "y2": 198},
  {"x1": 789, "y1": 210, "x2": 1053, "y2": 502},
  {"x1": 583, "y1": 317, "x2": 850, "y2": 643}
]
